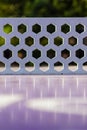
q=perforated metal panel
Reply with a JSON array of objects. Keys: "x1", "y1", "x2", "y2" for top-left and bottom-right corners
[{"x1": 0, "y1": 18, "x2": 87, "y2": 75}]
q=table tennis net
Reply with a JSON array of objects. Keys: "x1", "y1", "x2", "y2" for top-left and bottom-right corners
[{"x1": 0, "y1": 18, "x2": 87, "y2": 75}]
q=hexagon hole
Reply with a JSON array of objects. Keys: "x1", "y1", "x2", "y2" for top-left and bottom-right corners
[
  {"x1": 76, "y1": 49, "x2": 84, "y2": 59},
  {"x1": 68, "y1": 36, "x2": 77, "y2": 46},
  {"x1": 11, "y1": 62, "x2": 20, "y2": 72},
  {"x1": 0, "y1": 61, "x2": 5, "y2": 72},
  {"x1": 32, "y1": 24, "x2": 41, "y2": 34},
  {"x1": 40, "y1": 36, "x2": 48, "y2": 46},
  {"x1": 83, "y1": 37, "x2": 87, "y2": 46},
  {"x1": 3, "y1": 49, "x2": 12, "y2": 59},
  {"x1": 11, "y1": 36, "x2": 19, "y2": 46},
  {"x1": 25, "y1": 61, "x2": 34, "y2": 72},
  {"x1": 3, "y1": 24, "x2": 12, "y2": 34},
  {"x1": 54, "y1": 36, "x2": 63, "y2": 46},
  {"x1": 76, "y1": 24, "x2": 84, "y2": 33},
  {"x1": 68, "y1": 61, "x2": 78, "y2": 71},
  {"x1": 47, "y1": 49, "x2": 55, "y2": 59},
  {"x1": 25, "y1": 36, "x2": 34, "y2": 46},
  {"x1": 18, "y1": 24, "x2": 26, "y2": 34},
  {"x1": 47, "y1": 24, "x2": 55, "y2": 34},
  {"x1": 18, "y1": 49, "x2": 26, "y2": 59},
  {"x1": 54, "y1": 61, "x2": 63, "y2": 71},
  {"x1": 61, "y1": 24, "x2": 70, "y2": 34},
  {"x1": 83, "y1": 62, "x2": 87, "y2": 71},
  {"x1": 32, "y1": 49, "x2": 41, "y2": 59},
  {"x1": 61, "y1": 49, "x2": 70, "y2": 59},
  {"x1": 0, "y1": 36, "x2": 5, "y2": 46},
  {"x1": 40, "y1": 61, "x2": 49, "y2": 72}
]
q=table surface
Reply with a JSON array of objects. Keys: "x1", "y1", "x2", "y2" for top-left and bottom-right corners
[{"x1": 0, "y1": 75, "x2": 87, "y2": 130}]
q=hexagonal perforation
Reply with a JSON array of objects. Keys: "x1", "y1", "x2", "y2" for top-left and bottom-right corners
[
  {"x1": 76, "y1": 49, "x2": 84, "y2": 59},
  {"x1": 68, "y1": 36, "x2": 77, "y2": 46},
  {"x1": 61, "y1": 24, "x2": 70, "y2": 34},
  {"x1": 54, "y1": 36, "x2": 63, "y2": 46},
  {"x1": 68, "y1": 61, "x2": 78, "y2": 71},
  {"x1": 32, "y1": 49, "x2": 41, "y2": 59},
  {"x1": 54, "y1": 61, "x2": 64, "y2": 72},
  {"x1": 11, "y1": 62, "x2": 20, "y2": 72},
  {"x1": 83, "y1": 37, "x2": 87, "y2": 46},
  {"x1": 47, "y1": 49, "x2": 55, "y2": 59},
  {"x1": 25, "y1": 61, "x2": 34, "y2": 72},
  {"x1": 32, "y1": 24, "x2": 41, "y2": 34},
  {"x1": 76, "y1": 24, "x2": 84, "y2": 33},
  {"x1": 83, "y1": 62, "x2": 87, "y2": 71},
  {"x1": 3, "y1": 49, "x2": 12, "y2": 59},
  {"x1": 40, "y1": 36, "x2": 48, "y2": 46},
  {"x1": 3, "y1": 24, "x2": 12, "y2": 34},
  {"x1": 47, "y1": 24, "x2": 55, "y2": 34},
  {"x1": 25, "y1": 36, "x2": 34, "y2": 46},
  {"x1": 40, "y1": 61, "x2": 49, "y2": 72},
  {"x1": 0, "y1": 61, "x2": 5, "y2": 72},
  {"x1": 0, "y1": 36, "x2": 5, "y2": 46},
  {"x1": 11, "y1": 36, "x2": 19, "y2": 46},
  {"x1": 18, "y1": 49, "x2": 27, "y2": 59},
  {"x1": 61, "y1": 49, "x2": 70, "y2": 59},
  {"x1": 18, "y1": 24, "x2": 27, "y2": 34}
]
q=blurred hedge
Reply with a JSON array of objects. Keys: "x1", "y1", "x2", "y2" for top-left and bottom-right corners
[{"x1": 0, "y1": 0, "x2": 87, "y2": 17}]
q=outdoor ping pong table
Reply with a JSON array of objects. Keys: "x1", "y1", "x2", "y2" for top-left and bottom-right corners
[{"x1": 0, "y1": 18, "x2": 87, "y2": 130}]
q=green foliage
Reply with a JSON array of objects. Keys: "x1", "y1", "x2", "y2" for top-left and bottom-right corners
[{"x1": 0, "y1": 0, "x2": 87, "y2": 17}]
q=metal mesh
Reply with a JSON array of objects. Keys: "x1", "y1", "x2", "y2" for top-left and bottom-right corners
[{"x1": 0, "y1": 18, "x2": 87, "y2": 75}]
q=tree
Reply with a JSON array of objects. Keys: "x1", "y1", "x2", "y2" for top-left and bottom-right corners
[{"x1": 0, "y1": 0, "x2": 87, "y2": 17}]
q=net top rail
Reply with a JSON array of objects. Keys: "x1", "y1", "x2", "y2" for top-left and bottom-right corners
[{"x1": 0, "y1": 17, "x2": 87, "y2": 75}]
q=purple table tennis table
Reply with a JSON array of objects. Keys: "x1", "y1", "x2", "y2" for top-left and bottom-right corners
[{"x1": 0, "y1": 75, "x2": 87, "y2": 130}]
